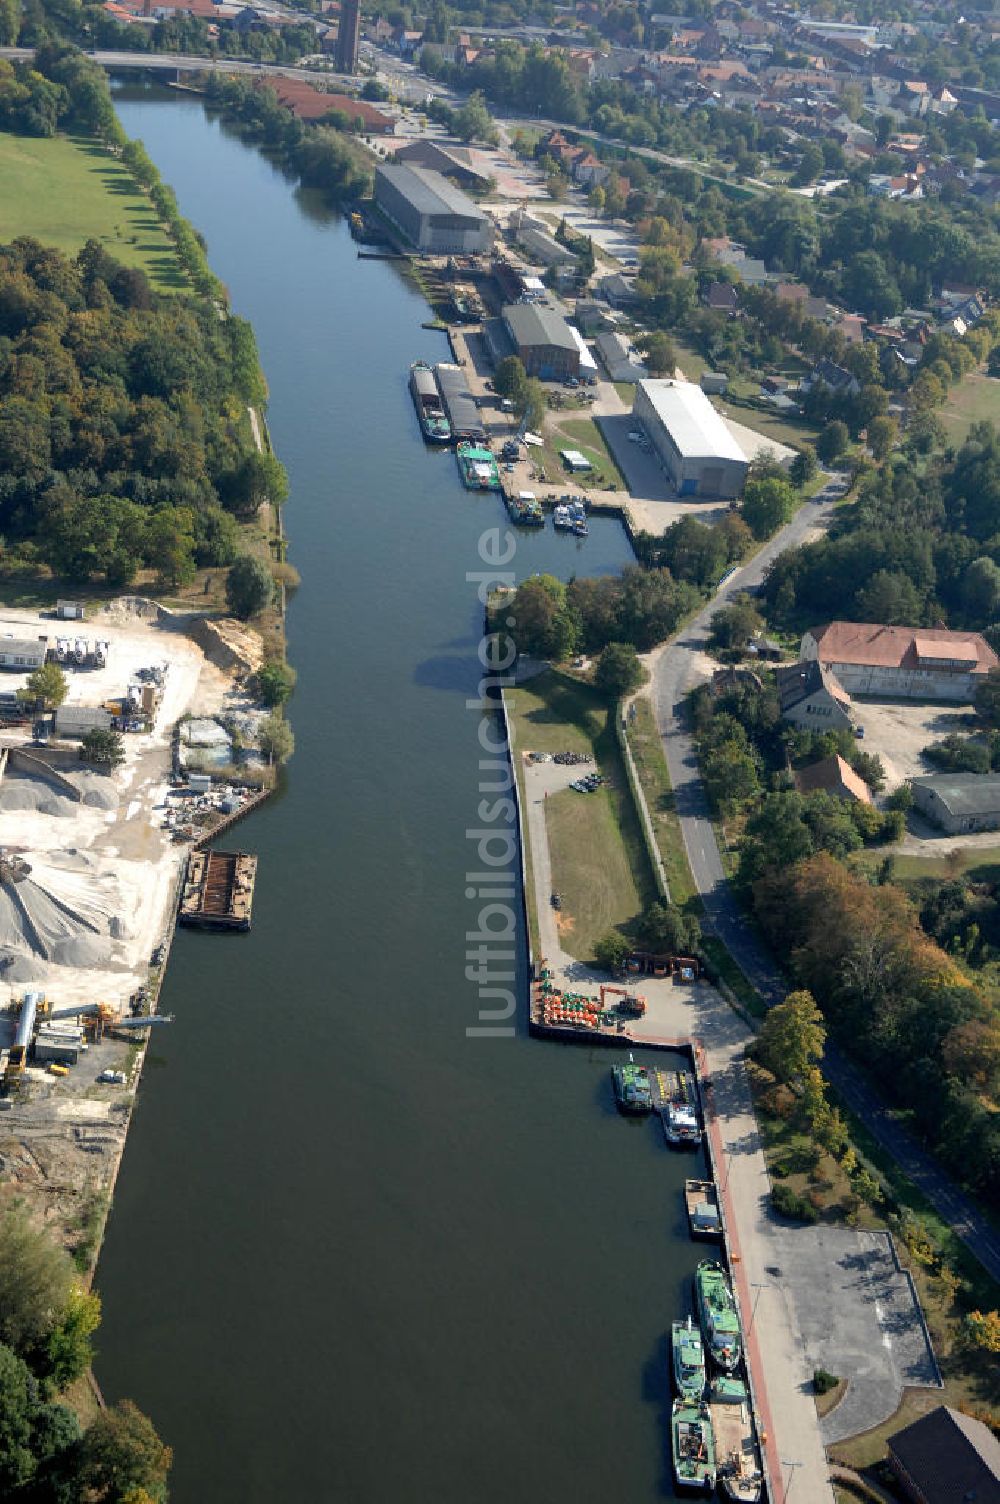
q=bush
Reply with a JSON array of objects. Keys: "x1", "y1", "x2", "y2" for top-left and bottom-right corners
[
  {"x1": 254, "y1": 661, "x2": 296, "y2": 708},
  {"x1": 771, "y1": 1183, "x2": 819, "y2": 1222},
  {"x1": 593, "y1": 931, "x2": 631, "y2": 973},
  {"x1": 813, "y1": 1367, "x2": 839, "y2": 1395},
  {"x1": 225, "y1": 554, "x2": 273, "y2": 620}
]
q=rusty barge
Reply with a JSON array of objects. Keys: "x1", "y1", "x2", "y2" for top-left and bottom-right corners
[{"x1": 179, "y1": 850, "x2": 257, "y2": 931}]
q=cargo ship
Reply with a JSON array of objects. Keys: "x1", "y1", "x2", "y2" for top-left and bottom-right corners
[
  {"x1": 671, "y1": 1399, "x2": 716, "y2": 1494},
  {"x1": 694, "y1": 1260, "x2": 743, "y2": 1373},
  {"x1": 709, "y1": 1377, "x2": 763, "y2": 1503},
  {"x1": 672, "y1": 1316, "x2": 707, "y2": 1403},
  {"x1": 456, "y1": 442, "x2": 500, "y2": 490},
  {"x1": 409, "y1": 361, "x2": 452, "y2": 444},
  {"x1": 611, "y1": 1056, "x2": 652, "y2": 1115},
  {"x1": 685, "y1": 1179, "x2": 722, "y2": 1240}
]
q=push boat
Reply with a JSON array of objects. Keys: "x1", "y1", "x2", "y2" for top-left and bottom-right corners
[
  {"x1": 672, "y1": 1315, "x2": 707, "y2": 1403},
  {"x1": 694, "y1": 1260, "x2": 743, "y2": 1373},
  {"x1": 409, "y1": 361, "x2": 452, "y2": 444},
  {"x1": 709, "y1": 1377, "x2": 763, "y2": 1504},
  {"x1": 457, "y1": 442, "x2": 501, "y2": 490},
  {"x1": 672, "y1": 1399, "x2": 716, "y2": 1494},
  {"x1": 611, "y1": 1056, "x2": 652, "y2": 1115},
  {"x1": 553, "y1": 504, "x2": 572, "y2": 530},
  {"x1": 685, "y1": 1178, "x2": 722, "y2": 1240}
]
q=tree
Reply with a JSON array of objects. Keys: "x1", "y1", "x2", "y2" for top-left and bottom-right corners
[
  {"x1": 757, "y1": 989, "x2": 825, "y2": 1083},
  {"x1": 593, "y1": 642, "x2": 646, "y2": 699},
  {"x1": 493, "y1": 356, "x2": 528, "y2": 405},
  {"x1": 789, "y1": 446, "x2": 817, "y2": 489},
  {"x1": 17, "y1": 661, "x2": 67, "y2": 711},
  {"x1": 225, "y1": 555, "x2": 273, "y2": 620},
  {"x1": 741, "y1": 476, "x2": 796, "y2": 540},
  {"x1": 709, "y1": 595, "x2": 762, "y2": 651},
  {"x1": 45, "y1": 1285, "x2": 100, "y2": 1390},
  {"x1": 82, "y1": 728, "x2": 125, "y2": 770},
  {"x1": 0, "y1": 1343, "x2": 43, "y2": 1494},
  {"x1": 509, "y1": 574, "x2": 578, "y2": 660},
  {"x1": 867, "y1": 414, "x2": 898, "y2": 462},
  {"x1": 0, "y1": 1203, "x2": 75, "y2": 1358},
  {"x1": 639, "y1": 331, "x2": 677, "y2": 377},
  {"x1": 816, "y1": 420, "x2": 850, "y2": 466},
  {"x1": 855, "y1": 569, "x2": 923, "y2": 625},
  {"x1": 963, "y1": 1310, "x2": 1000, "y2": 1353},
  {"x1": 145, "y1": 505, "x2": 195, "y2": 590},
  {"x1": 594, "y1": 931, "x2": 631, "y2": 973},
  {"x1": 454, "y1": 90, "x2": 496, "y2": 144},
  {"x1": 640, "y1": 901, "x2": 700, "y2": 955},
  {"x1": 78, "y1": 1400, "x2": 172, "y2": 1504},
  {"x1": 221, "y1": 452, "x2": 289, "y2": 518},
  {"x1": 255, "y1": 660, "x2": 296, "y2": 708},
  {"x1": 518, "y1": 376, "x2": 547, "y2": 434},
  {"x1": 259, "y1": 709, "x2": 294, "y2": 765}
]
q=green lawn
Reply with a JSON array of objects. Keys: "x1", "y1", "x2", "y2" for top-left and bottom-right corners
[
  {"x1": 625, "y1": 697, "x2": 698, "y2": 910},
  {"x1": 0, "y1": 133, "x2": 185, "y2": 293},
  {"x1": 506, "y1": 669, "x2": 655, "y2": 963},
  {"x1": 939, "y1": 370, "x2": 1000, "y2": 447},
  {"x1": 539, "y1": 413, "x2": 627, "y2": 491},
  {"x1": 713, "y1": 395, "x2": 820, "y2": 453}
]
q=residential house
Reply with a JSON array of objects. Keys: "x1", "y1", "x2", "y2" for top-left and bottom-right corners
[
  {"x1": 705, "y1": 281, "x2": 738, "y2": 314},
  {"x1": 776, "y1": 660, "x2": 854, "y2": 732},
  {"x1": 805, "y1": 359, "x2": 860, "y2": 397}
]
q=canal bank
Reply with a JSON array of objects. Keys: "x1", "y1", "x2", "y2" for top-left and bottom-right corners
[{"x1": 95, "y1": 83, "x2": 703, "y2": 1504}]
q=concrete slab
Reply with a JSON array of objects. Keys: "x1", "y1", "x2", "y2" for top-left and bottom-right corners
[{"x1": 766, "y1": 1225, "x2": 941, "y2": 1445}]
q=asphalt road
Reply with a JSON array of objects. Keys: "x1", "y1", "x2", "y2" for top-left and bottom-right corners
[{"x1": 650, "y1": 490, "x2": 1000, "y2": 1288}]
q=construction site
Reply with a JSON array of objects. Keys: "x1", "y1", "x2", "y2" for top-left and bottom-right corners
[{"x1": 0, "y1": 600, "x2": 267, "y2": 1262}]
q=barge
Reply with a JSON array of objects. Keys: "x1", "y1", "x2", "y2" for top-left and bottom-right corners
[
  {"x1": 709, "y1": 1377, "x2": 763, "y2": 1504},
  {"x1": 179, "y1": 849, "x2": 257, "y2": 931},
  {"x1": 672, "y1": 1399, "x2": 716, "y2": 1494},
  {"x1": 685, "y1": 1179, "x2": 722, "y2": 1240},
  {"x1": 409, "y1": 361, "x2": 452, "y2": 444},
  {"x1": 612, "y1": 1056, "x2": 653, "y2": 1115},
  {"x1": 457, "y1": 442, "x2": 501, "y2": 491},
  {"x1": 650, "y1": 1068, "x2": 703, "y2": 1147}
]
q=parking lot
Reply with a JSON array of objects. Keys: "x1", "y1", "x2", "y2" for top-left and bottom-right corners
[
  {"x1": 766, "y1": 1225, "x2": 941, "y2": 1445},
  {"x1": 851, "y1": 698, "x2": 972, "y2": 790}
]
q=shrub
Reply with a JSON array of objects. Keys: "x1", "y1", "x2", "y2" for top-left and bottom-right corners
[
  {"x1": 813, "y1": 1367, "x2": 839, "y2": 1395},
  {"x1": 771, "y1": 1183, "x2": 819, "y2": 1222}
]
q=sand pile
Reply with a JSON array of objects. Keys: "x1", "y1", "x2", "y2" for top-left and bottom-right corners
[
  {"x1": 0, "y1": 780, "x2": 76, "y2": 818},
  {"x1": 64, "y1": 771, "x2": 119, "y2": 811},
  {"x1": 0, "y1": 851, "x2": 133, "y2": 967}
]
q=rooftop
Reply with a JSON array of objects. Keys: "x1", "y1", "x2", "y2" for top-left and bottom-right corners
[
  {"x1": 375, "y1": 163, "x2": 488, "y2": 224},
  {"x1": 503, "y1": 302, "x2": 580, "y2": 354},
  {"x1": 910, "y1": 772, "x2": 1000, "y2": 819},
  {"x1": 809, "y1": 622, "x2": 998, "y2": 675},
  {"x1": 794, "y1": 753, "x2": 871, "y2": 803},
  {"x1": 635, "y1": 379, "x2": 747, "y2": 464},
  {"x1": 889, "y1": 1404, "x2": 1000, "y2": 1503}
]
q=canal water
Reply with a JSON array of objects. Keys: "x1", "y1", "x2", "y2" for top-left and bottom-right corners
[{"x1": 97, "y1": 85, "x2": 705, "y2": 1504}]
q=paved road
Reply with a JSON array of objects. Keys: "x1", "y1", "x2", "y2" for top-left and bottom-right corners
[{"x1": 649, "y1": 495, "x2": 1000, "y2": 1288}]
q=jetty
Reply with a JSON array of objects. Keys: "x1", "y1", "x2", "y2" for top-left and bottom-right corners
[{"x1": 179, "y1": 849, "x2": 257, "y2": 931}]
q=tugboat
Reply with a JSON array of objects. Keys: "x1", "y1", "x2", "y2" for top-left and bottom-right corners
[
  {"x1": 553, "y1": 504, "x2": 572, "y2": 530},
  {"x1": 672, "y1": 1315, "x2": 707, "y2": 1402},
  {"x1": 672, "y1": 1399, "x2": 716, "y2": 1494},
  {"x1": 611, "y1": 1055, "x2": 652, "y2": 1115},
  {"x1": 409, "y1": 361, "x2": 452, "y2": 444},
  {"x1": 694, "y1": 1260, "x2": 743, "y2": 1373},
  {"x1": 709, "y1": 1376, "x2": 763, "y2": 1503},
  {"x1": 567, "y1": 498, "x2": 589, "y2": 536},
  {"x1": 505, "y1": 490, "x2": 545, "y2": 526},
  {"x1": 457, "y1": 442, "x2": 501, "y2": 490}
]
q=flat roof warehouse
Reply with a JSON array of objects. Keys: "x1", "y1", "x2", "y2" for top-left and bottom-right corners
[{"x1": 638, "y1": 380, "x2": 747, "y2": 464}]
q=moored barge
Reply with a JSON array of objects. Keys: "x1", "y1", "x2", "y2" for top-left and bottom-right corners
[{"x1": 179, "y1": 850, "x2": 257, "y2": 931}]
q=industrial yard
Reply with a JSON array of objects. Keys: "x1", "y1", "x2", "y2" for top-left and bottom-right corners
[{"x1": 0, "y1": 600, "x2": 265, "y2": 1257}]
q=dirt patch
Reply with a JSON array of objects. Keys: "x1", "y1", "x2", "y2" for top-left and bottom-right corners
[{"x1": 188, "y1": 616, "x2": 264, "y2": 677}]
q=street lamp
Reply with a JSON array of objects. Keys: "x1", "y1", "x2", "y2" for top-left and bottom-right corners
[
  {"x1": 781, "y1": 1459, "x2": 803, "y2": 1501},
  {"x1": 748, "y1": 1280, "x2": 771, "y2": 1334}
]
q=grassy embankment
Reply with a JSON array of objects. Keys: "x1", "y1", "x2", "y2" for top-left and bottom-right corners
[
  {"x1": 0, "y1": 132, "x2": 184, "y2": 292},
  {"x1": 939, "y1": 369, "x2": 1000, "y2": 447},
  {"x1": 535, "y1": 414, "x2": 627, "y2": 491},
  {"x1": 505, "y1": 668, "x2": 655, "y2": 962}
]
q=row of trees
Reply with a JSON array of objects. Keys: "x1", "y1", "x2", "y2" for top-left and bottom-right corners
[{"x1": 505, "y1": 566, "x2": 700, "y2": 663}]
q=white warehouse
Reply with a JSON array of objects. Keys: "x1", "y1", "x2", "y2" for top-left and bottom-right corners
[{"x1": 632, "y1": 379, "x2": 748, "y2": 500}]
